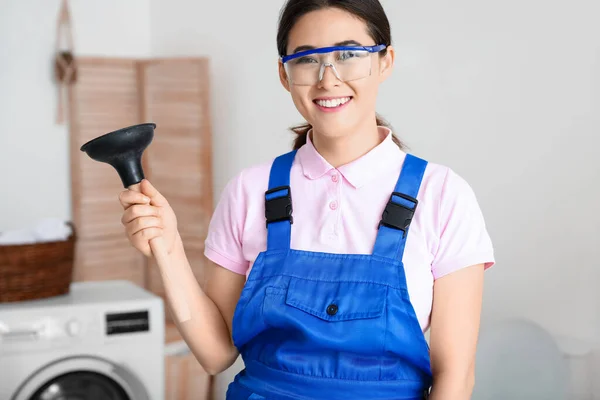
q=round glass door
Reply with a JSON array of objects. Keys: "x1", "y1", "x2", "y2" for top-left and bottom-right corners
[
  {"x1": 13, "y1": 357, "x2": 149, "y2": 400},
  {"x1": 28, "y1": 371, "x2": 129, "y2": 400}
]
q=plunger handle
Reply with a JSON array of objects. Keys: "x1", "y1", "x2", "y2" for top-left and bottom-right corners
[{"x1": 129, "y1": 182, "x2": 191, "y2": 323}]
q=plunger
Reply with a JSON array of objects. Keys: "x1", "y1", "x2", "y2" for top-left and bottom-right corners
[{"x1": 80, "y1": 123, "x2": 191, "y2": 322}]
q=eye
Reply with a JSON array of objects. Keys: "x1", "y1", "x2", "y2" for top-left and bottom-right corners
[
  {"x1": 337, "y1": 50, "x2": 366, "y2": 62},
  {"x1": 293, "y1": 56, "x2": 318, "y2": 65}
]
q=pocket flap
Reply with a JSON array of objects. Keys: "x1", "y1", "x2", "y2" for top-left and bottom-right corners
[{"x1": 285, "y1": 278, "x2": 386, "y2": 321}]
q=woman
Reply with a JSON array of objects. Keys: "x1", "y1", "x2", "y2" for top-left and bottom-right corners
[{"x1": 119, "y1": 1, "x2": 495, "y2": 399}]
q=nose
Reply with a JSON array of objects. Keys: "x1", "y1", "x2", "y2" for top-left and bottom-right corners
[{"x1": 318, "y1": 63, "x2": 341, "y2": 89}]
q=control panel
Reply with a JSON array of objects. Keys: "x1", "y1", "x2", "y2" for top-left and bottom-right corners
[
  {"x1": 0, "y1": 307, "x2": 151, "y2": 354},
  {"x1": 105, "y1": 310, "x2": 149, "y2": 336}
]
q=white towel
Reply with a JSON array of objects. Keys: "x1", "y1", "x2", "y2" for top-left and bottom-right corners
[{"x1": 0, "y1": 218, "x2": 72, "y2": 245}]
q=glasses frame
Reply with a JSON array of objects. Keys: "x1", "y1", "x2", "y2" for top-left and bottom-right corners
[
  {"x1": 281, "y1": 44, "x2": 386, "y2": 64},
  {"x1": 281, "y1": 44, "x2": 387, "y2": 86}
]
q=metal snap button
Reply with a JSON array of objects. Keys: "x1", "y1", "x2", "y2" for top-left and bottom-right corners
[{"x1": 326, "y1": 304, "x2": 338, "y2": 316}]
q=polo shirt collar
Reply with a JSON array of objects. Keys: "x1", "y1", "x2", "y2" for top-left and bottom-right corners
[{"x1": 297, "y1": 127, "x2": 404, "y2": 189}]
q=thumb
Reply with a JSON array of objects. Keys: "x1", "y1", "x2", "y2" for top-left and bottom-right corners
[{"x1": 139, "y1": 179, "x2": 169, "y2": 207}]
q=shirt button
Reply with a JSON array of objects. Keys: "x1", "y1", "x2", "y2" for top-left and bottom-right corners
[
  {"x1": 331, "y1": 174, "x2": 339, "y2": 183},
  {"x1": 329, "y1": 201, "x2": 338, "y2": 210},
  {"x1": 326, "y1": 304, "x2": 338, "y2": 316}
]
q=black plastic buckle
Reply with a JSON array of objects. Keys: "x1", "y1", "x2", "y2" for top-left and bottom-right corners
[
  {"x1": 265, "y1": 186, "x2": 293, "y2": 227},
  {"x1": 379, "y1": 192, "x2": 418, "y2": 237}
]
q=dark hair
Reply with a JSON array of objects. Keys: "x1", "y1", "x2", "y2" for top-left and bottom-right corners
[{"x1": 277, "y1": 0, "x2": 406, "y2": 151}]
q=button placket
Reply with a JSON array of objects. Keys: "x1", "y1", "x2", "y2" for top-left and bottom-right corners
[
  {"x1": 324, "y1": 170, "x2": 342, "y2": 240},
  {"x1": 328, "y1": 171, "x2": 340, "y2": 211},
  {"x1": 333, "y1": 171, "x2": 343, "y2": 237}
]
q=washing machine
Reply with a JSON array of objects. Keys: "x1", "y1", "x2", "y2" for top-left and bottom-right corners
[{"x1": 0, "y1": 280, "x2": 165, "y2": 400}]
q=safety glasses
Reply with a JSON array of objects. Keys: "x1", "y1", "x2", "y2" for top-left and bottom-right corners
[{"x1": 281, "y1": 44, "x2": 386, "y2": 86}]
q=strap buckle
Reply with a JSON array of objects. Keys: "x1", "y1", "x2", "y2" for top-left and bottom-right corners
[
  {"x1": 379, "y1": 192, "x2": 418, "y2": 238},
  {"x1": 265, "y1": 186, "x2": 293, "y2": 227}
]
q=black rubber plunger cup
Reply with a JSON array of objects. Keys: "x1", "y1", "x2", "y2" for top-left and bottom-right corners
[
  {"x1": 80, "y1": 122, "x2": 191, "y2": 323},
  {"x1": 80, "y1": 123, "x2": 155, "y2": 188}
]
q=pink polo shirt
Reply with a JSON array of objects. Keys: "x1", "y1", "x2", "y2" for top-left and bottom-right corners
[{"x1": 204, "y1": 127, "x2": 495, "y2": 331}]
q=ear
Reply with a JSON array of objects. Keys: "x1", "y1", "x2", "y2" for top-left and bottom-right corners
[
  {"x1": 378, "y1": 45, "x2": 395, "y2": 82},
  {"x1": 279, "y1": 60, "x2": 291, "y2": 92}
]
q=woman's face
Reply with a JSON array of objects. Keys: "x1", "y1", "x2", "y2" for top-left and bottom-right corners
[{"x1": 279, "y1": 7, "x2": 394, "y2": 140}]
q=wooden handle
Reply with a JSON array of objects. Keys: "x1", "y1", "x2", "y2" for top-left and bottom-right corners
[{"x1": 129, "y1": 182, "x2": 191, "y2": 322}]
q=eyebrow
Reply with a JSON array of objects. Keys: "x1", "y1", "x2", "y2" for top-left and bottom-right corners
[{"x1": 291, "y1": 40, "x2": 362, "y2": 54}]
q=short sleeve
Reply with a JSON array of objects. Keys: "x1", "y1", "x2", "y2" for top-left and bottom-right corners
[
  {"x1": 203, "y1": 171, "x2": 250, "y2": 275},
  {"x1": 431, "y1": 168, "x2": 495, "y2": 279}
]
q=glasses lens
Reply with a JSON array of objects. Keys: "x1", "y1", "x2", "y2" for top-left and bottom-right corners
[
  {"x1": 285, "y1": 49, "x2": 373, "y2": 86},
  {"x1": 332, "y1": 49, "x2": 372, "y2": 81}
]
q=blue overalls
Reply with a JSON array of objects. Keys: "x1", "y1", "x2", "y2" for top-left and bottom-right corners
[{"x1": 227, "y1": 151, "x2": 433, "y2": 400}]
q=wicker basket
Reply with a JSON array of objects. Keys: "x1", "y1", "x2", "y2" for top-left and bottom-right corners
[{"x1": 0, "y1": 222, "x2": 76, "y2": 303}]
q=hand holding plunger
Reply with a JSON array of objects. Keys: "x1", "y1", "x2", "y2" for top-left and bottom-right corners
[{"x1": 80, "y1": 123, "x2": 191, "y2": 322}]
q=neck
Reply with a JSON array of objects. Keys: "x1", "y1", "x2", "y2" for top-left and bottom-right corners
[{"x1": 311, "y1": 119, "x2": 382, "y2": 168}]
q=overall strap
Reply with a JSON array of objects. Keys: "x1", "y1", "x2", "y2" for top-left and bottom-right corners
[
  {"x1": 372, "y1": 154, "x2": 428, "y2": 261},
  {"x1": 265, "y1": 150, "x2": 297, "y2": 251}
]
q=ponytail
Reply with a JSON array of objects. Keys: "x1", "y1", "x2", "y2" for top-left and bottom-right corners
[{"x1": 290, "y1": 114, "x2": 407, "y2": 151}]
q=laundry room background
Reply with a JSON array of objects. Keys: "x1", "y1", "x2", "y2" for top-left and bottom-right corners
[{"x1": 1, "y1": 0, "x2": 599, "y2": 400}]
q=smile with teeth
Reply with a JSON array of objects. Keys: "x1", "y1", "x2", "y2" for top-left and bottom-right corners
[{"x1": 314, "y1": 97, "x2": 352, "y2": 108}]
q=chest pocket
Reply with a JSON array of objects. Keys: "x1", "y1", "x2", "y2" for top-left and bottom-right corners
[
  {"x1": 284, "y1": 278, "x2": 387, "y2": 322},
  {"x1": 262, "y1": 278, "x2": 388, "y2": 356}
]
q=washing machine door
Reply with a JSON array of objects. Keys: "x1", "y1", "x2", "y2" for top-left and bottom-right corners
[{"x1": 12, "y1": 356, "x2": 151, "y2": 400}]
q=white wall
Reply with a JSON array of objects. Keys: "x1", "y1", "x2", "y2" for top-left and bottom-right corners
[
  {"x1": 149, "y1": 0, "x2": 302, "y2": 198},
  {"x1": 148, "y1": 0, "x2": 600, "y2": 397},
  {"x1": 0, "y1": 0, "x2": 151, "y2": 231}
]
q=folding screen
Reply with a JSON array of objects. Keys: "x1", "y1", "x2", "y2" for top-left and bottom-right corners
[
  {"x1": 68, "y1": 57, "x2": 214, "y2": 399},
  {"x1": 69, "y1": 57, "x2": 213, "y2": 310}
]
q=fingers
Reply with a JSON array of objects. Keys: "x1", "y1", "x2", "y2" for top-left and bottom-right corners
[
  {"x1": 139, "y1": 179, "x2": 169, "y2": 207},
  {"x1": 119, "y1": 189, "x2": 150, "y2": 209},
  {"x1": 118, "y1": 179, "x2": 169, "y2": 258},
  {"x1": 125, "y1": 216, "x2": 163, "y2": 237},
  {"x1": 121, "y1": 204, "x2": 161, "y2": 225},
  {"x1": 131, "y1": 227, "x2": 163, "y2": 256},
  {"x1": 119, "y1": 180, "x2": 168, "y2": 210}
]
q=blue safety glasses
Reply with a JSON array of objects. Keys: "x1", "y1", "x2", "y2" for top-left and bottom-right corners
[{"x1": 281, "y1": 44, "x2": 386, "y2": 86}]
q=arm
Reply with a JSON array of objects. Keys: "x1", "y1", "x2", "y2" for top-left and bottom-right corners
[
  {"x1": 166, "y1": 233, "x2": 245, "y2": 375},
  {"x1": 120, "y1": 180, "x2": 246, "y2": 375},
  {"x1": 428, "y1": 263, "x2": 485, "y2": 400}
]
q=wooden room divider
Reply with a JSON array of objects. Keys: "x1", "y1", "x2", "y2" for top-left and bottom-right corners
[{"x1": 67, "y1": 57, "x2": 214, "y2": 399}]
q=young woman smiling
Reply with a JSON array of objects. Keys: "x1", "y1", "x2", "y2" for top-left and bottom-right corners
[{"x1": 118, "y1": 1, "x2": 495, "y2": 399}]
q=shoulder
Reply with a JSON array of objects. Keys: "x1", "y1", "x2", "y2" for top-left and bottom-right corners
[
  {"x1": 415, "y1": 156, "x2": 480, "y2": 205},
  {"x1": 219, "y1": 151, "x2": 301, "y2": 203},
  {"x1": 412, "y1": 155, "x2": 488, "y2": 234},
  {"x1": 204, "y1": 156, "x2": 283, "y2": 273},
  {"x1": 409, "y1": 155, "x2": 495, "y2": 276}
]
